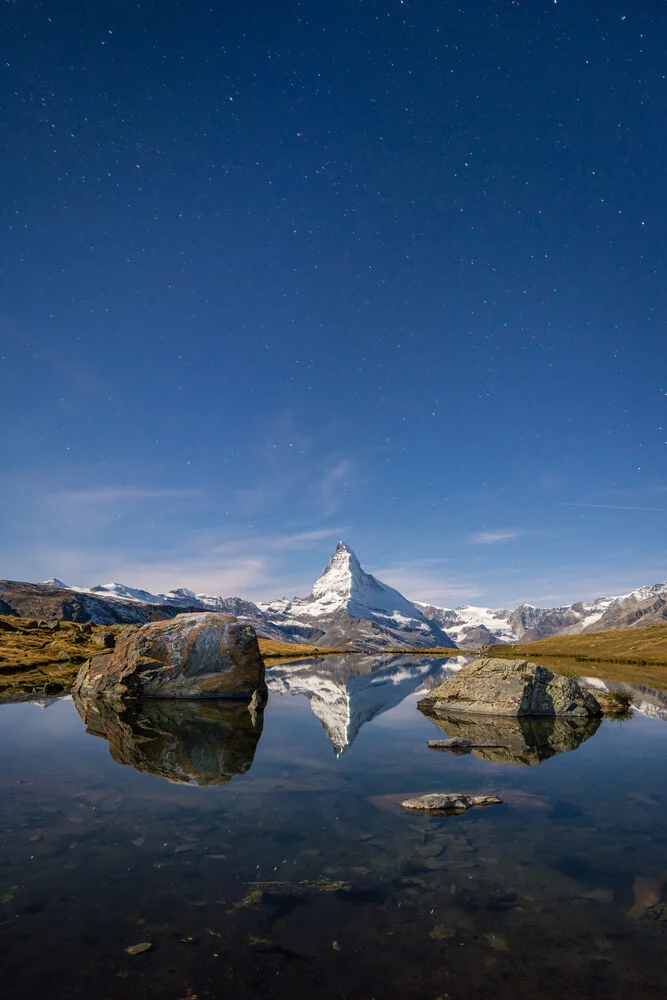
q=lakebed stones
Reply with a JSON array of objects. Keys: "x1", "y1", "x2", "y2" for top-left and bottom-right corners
[
  {"x1": 73, "y1": 612, "x2": 267, "y2": 705},
  {"x1": 418, "y1": 657, "x2": 602, "y2": 718},
  {"x1": 427, "y1": 737, "x2": 505, "y2": 753},
  {"x1": 401, "y1": 793, "x2": 502, "y2": 815}
]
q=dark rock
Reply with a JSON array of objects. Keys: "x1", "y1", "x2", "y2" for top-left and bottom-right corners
[
  {"x1": 73, "y1": 612, "x2": 267, "y2": 704},
  {"x1": 419, "y1": 657, "x2": 602, "y2": 717}
]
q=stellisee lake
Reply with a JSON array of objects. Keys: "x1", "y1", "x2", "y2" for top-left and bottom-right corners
[{"x1": 1, "y1": 654, "x2": 666, "y2": 1000}]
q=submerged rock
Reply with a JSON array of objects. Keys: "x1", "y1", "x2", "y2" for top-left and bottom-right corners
[
  {"x1": 74, "y1": 695, "x2": 264, "y2": 785},
  {"x1": 401, "y1": 793, "x2": 502, "y2": 814},
  {"x1": 418, "y1": 657, "x2": 601, "y2": 718},
  {"x1": 73, "y1": 612, "x2": 267, "y2": 704},
  {"x1": 427, "y1": 737, "x2": 503, "y2": 753},
  {"x1": 422, "y1": 712, "x2": 601, "y2": 766}
]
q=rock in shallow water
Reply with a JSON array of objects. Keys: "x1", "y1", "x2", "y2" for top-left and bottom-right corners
[
  {"x1": 427, "y1": 737, "x2": 504, "y2": 752},
  {"x1": 401, "y1": 793, "x2": 502, "y2": 814},
  {"x1": 418, "y1": 657, "x2": 602, "y2": 718},
  {"x1": 73, "y1": 612, "x2": 267, "y2": 704}
]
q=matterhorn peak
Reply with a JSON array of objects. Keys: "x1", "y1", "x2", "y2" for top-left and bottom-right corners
[{"x1": 311, "y1": 541, "x2": 363, "y2": 604}]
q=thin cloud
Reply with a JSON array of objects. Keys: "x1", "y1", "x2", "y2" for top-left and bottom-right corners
[
  {"x1": 469, "y1": 530, "x2": 521, "y2": 545},
  {"x1": 369, "y1": 561, "x2": 483, "y2": 606},
  {"x1": 560, "y1": 502, "x2": 663, "y2": 512},
  {"x1": 267, "y1": 528, "x2": 347, "y2": 550},
  {"x1": 312, "y1": 458, "x2": 353, "y2": 515}
]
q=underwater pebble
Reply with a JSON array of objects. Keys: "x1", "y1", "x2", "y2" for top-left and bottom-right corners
[{"x1": 125, "y1": 942, "x2": 152, "y2": 955}]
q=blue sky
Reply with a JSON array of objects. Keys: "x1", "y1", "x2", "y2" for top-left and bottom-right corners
[{"x1": 1, "y1": 0, "x2": 665, "y2": 608}]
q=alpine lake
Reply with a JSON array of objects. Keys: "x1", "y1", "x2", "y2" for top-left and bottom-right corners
[{"x1": 1, "y1": 653, "x2": 666, "y2": 1000}]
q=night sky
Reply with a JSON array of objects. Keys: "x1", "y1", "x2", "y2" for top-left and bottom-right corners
[{"x1": 1, "y1": 0, "x2": 665, "y2": 607}]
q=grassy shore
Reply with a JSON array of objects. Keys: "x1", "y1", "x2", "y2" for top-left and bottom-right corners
[
  {"x1": 2, "y1": 614, "x2": 666, "y2": 701},
  {"x1": 0, "y1": 616, "x2": 126, "y2": 700},
  {"x1": 258, "y1": 639, "x2": 345, "y2": 665},
  {"x1": 479, "y1": 622, "x2": 667, "y2": 666}
]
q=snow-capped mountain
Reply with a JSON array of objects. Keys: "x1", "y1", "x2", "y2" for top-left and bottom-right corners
[
  {"x1": 417, "y1": 582, "x2": 666, "y2": 649},
  {"x1": 266, "y1": 653, "x2": 459, "y2": 753},
  {"x1": 18, "y1": 544, "x2": 666, "y2": 649},
  {"x1": 257, "y1": 542, "x2": 453, "y2": 650}
]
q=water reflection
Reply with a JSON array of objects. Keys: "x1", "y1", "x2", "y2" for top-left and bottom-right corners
[
  {"x1": 580, "y1": 676, "x2": 667, "y2": 721},
  {"x1": 73, "y1": 695, "x2": 263, "y2": 785},
  {"x1": 420, "y1": 709, "x2": 601, "y2": 766},
  {"x1": 266, "y1": 653, "x2": 462, "y2": 753}
]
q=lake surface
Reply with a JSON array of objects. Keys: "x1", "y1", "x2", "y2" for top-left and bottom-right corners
[{"x1": 1, "y1": 653, "x2": 666, "y2": 1000}]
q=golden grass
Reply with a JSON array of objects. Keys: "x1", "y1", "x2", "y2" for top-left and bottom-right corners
[
  {"x1": 258, "y1": 638, "x2": 345, "y2": 666},
  {"x1": 381, "y1": 647, "x2": 460, "y2": 656},
  {"x1": 0, "y1": 616, "x2": 124, "y2": 699},
  {"x1": 480, "y1": 622, "x2": 667, "y2": 666}
]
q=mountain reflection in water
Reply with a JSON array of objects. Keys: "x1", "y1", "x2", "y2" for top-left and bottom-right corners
[
  {"x1": 266, "y1": 653, "x2": 465, "y2": 754},
  {"x1": 420, "y1": 710, "x2": 601, "y2": 766},
  {"x1": 73, "y1": 696, "x2": 263, "y2": 785}
]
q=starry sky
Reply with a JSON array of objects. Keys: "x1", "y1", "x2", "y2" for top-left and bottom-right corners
[{"x1": 1, "y1": 0, "x2": 665, "y2": 608}]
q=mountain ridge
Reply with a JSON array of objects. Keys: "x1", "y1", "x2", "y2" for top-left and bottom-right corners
[{"x1": 1, "y1": 542, "x2": 664, "y2": 650}]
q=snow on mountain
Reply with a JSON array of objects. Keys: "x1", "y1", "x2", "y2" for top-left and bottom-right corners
[
  {"x1": 37, "y1": 544, "x2": 667, "y2": 649},
  {"x1": 416, "y1": 602, "x2": 519, "y2": 647},
  {"x1": 415, "y1": 590, "x2": 649, "y2": 648},
  {"x1": 258, "y1": 541, "x2": 454, "y2": 649},
  {"x1": 87, "y1": 582, "x2": 167, "y2": 603},
  {"x1": 40, "y1": 578, "x2": 70, "y2": 589}
]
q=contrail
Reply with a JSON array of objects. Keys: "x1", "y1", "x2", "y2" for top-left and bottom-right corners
[{"x1": 560, "y1": 502, "x2": 663, "y2": 512}]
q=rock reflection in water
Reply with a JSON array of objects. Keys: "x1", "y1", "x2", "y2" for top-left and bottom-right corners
[
  {"x1": 267, "y1": 653, "x2": 454, "y2": 754},
  {"x1": 73, "y1": 695, "x2": 263, "y2": 785},
  {"x1": 421, "y1": 709, "x2": 601, "y2": 766}
]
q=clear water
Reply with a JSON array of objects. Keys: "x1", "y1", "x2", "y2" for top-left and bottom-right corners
[{"x1": 1, "y1": 654, "x2": 666, "y2": 1000}]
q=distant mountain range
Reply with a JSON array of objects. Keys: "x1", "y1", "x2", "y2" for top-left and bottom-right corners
[{"x1": 1, "y1": 541, "x2": 665, "y2": 650}]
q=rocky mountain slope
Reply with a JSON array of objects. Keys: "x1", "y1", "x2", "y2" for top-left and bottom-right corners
[
  {"x1": 417, "y1": 583, "x2": 667, "y2": 649},
  {"x1": 4, "y1": 543, "x2": 666, "y2": 651},
  {"x1": 256, "y1": 542, "x2": 453, "y2": 650}
]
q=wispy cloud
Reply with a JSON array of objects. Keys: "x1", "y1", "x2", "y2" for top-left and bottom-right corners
[
  {"x1": 370, "y1": 559, "x2": 483, "y2": 606},
  {"x1": 469, "y1": 530, "x2": 521, "y2": 545},
  {"x1": 560, "y1": 502, "x2": 663, "y2": 512},
  {"x1": 267, "y1": 528, "x2": 347, "y2": 550},
  {"x1": 312, "y1": 458, "x2": 353, "y2": 516}
]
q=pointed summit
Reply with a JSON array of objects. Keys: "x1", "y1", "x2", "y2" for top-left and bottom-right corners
[
  {"x1": 300, "y1": 543, "x2": 451, "y2": 647},
  {"x1": 311, "y1": 541, "x2": 363, "y2": 605}
]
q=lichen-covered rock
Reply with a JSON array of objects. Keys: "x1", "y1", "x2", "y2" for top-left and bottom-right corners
[
  {"x1": 418, "y1": 657, "x2": 601, "y2": 718},
  {"x1": 73, "y1": 613, "x2": 267, "y2": 704},
  {"x1": 401, "y1": 793, "x2": 502, "y2": 814}
]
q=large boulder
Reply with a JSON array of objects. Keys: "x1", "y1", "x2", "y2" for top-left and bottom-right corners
[
  {"x1": 418, "y1": 657, "x2": 602, "y2": 718},
  {"x1": 73, "y1": 613, "x2": 267, "y2": 705}
]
